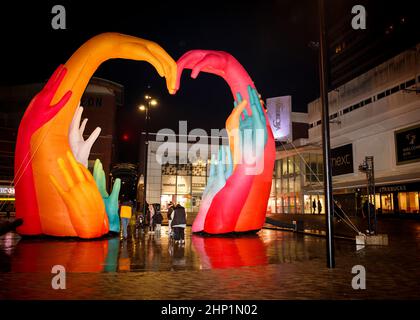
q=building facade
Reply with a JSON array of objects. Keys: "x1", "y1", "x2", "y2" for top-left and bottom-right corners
[{"x1": 274, "y1": 44, "x2": 420, "y2": 216}]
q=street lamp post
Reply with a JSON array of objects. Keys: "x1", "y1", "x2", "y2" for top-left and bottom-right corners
[
  {"x1": 318, "y1": 0, "x2": 335, "y2": 268},
  {"x1": 138, "y1": 95, "x2": 157, "y2": 220}
]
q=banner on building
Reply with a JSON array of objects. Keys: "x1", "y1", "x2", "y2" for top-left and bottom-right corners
[
  {"x1": 266, "y1": 96, "x2": 292, "y2": 142},
  {"x1": 395, "y1": 124, "x2": 420, "y2": 165},
  {"x1": 331, "y1": 143, "x2": 354, "y2": 176}
]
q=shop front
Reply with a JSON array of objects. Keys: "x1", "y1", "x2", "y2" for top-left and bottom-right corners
[
  {"x1": 375, "y1": 183, "x2": 420, "y2": 215},
  {"x1": 160, "y1": 161, "x2": 208, "y2": 215}
]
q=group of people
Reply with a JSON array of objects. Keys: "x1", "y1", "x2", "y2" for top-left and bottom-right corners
[
  {"x1": 312, "y1": 199, "x2": 323, "y2": 215},
  {"x1": 118, "y1": 200, "x2": 186, "y2": 243}
]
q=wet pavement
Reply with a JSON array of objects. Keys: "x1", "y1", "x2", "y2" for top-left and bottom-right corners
[{"x1": 0, "y1": 219, "x2": 420, "y2": 299}]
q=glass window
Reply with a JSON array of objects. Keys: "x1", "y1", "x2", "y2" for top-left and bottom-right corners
[
  {"x1": 295, "y1": 193, "x2": 302, "y2": 213},
  {"x1": 177, "y1": 163, "x2": 191, "y2": 176},
  {"x1": 276, "y1": 197, "x2": 283, "y2": 213},
  {"x1": 192, "y1": 176, "x2": 206, "y2": 194},
  {"x1": 161, "y1": 194, "x2": 175, "y2": 212},
  {"x1": 283, "y1": 197, "x2": 289, "y2": 213},
  {"x1": 192, "y1": 161, "x2": 207, "y2": 176},
  {"x1": 381, "y1": 193, "x2": 394, "y2": 213},
  {"x1": 289, "y1": 196, "x2": 296, "y2": 214},
  {"x1": 176, "y1": 175, "x2": 191, "y2": 195},
  {"x1": 161, "y1": 175, "x2": 176, "y2": 194},
  {"x1": 398, "y1": 192, "x2": 419, "y2": 214},
  {"x1": 270, "y1": 179, "x2": 276, "y2": 196},
  {"x1": 276, "y1": 179, "x2": 282, "y2": 197},
  {"x1": 162, "y1": 164, "x2": 177, "y2": 176},
  {"x1": 267, "y1": 197, "x2": 276, "y2": 214},
  {"x1": 282, "y1": 177, "x2": 288, "y2": 195},
  {"x1": 176, "y1": 195, "x2": 192, "y2": 213},
  {"x1": 304, "y1": 195, "x2": 312, "y2": 214},
  {"x1": 282, "y1": 158, "x2": 288, "y2": 176},
  {"x1": 191, "y1": 194, "x2": 202, "y2": 212},
  {"x1": 294, "y1": 155, "x2": 301, "y2": 175},
  {"x1": 275, "y1": 159, "x2": 282, "y2": 178},
  {"x1": 288, "y1": 157, "x2": 294, "y2": 175},
  {"x1": 295, "y1": 176, "x2": 301, "y2": 193},
  {"x1": 289, "y1": 177, "x2": 295, "y2": 193}
]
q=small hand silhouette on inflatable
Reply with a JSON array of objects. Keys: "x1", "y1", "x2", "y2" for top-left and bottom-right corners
[{"x1": 69, "y1": 105, "x2": 101, "y2": 168}]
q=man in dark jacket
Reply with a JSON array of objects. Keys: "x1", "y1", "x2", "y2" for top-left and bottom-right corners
[{"x1": 171, "y1": 204, "x2": 186, "y2": 243}]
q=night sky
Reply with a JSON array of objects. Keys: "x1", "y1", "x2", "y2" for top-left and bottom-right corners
[{"x1": 0, "y1": 0, "x2": 369, "y2": 162}]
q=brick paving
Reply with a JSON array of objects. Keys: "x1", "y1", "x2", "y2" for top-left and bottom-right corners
[{"x1": 0, "y1": 216, "x2": 420, "y2": 300}]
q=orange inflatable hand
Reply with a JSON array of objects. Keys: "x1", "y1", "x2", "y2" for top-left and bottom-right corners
[
  {"x1": 225, "y1": 99, "x2": 247, "y2": 167},
  {"x1": 49, "y1": 151, "x2": 108, "y2": 239}
]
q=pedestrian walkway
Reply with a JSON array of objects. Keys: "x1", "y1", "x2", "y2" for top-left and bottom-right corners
[{"x1": 0, "y1": 218, "x2": 419, "y2": 299}]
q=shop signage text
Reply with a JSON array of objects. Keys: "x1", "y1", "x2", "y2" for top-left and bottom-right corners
[
  {"x1": 395, "y1": 125, "x2": 420, "y2": 165},
  {"x1": 331, "y1": 144, "x2": 354, "y2": 176}
]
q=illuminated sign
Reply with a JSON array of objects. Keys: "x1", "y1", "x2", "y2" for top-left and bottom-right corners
[
  {"x1": 266, "y1": 96, "x2": 292, "y2": 142},
  {"x1": 331, "y1": 144, "x2": 354, "y2": 176},
  {"x1": 395, "y1": 124, "x2": 420, "y2": 165},
  {"x1": 0, "y1": 186, "x2": 15, "y2": 196}
]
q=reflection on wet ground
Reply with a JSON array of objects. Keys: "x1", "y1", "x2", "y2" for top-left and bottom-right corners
[
  {"x1": 1, "y1": 221, "x2": 420, "y2": 299},
  {"x1": 0, "y1": 227, "x2": 328, "y2": 273}
]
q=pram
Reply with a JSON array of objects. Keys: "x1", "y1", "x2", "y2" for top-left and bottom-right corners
[{"x1": 135, "y1": 213, "x2": 145, "y2": 230}]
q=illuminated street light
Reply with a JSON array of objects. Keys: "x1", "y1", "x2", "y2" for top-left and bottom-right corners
[{"x1": 139, "y1": 93, "x2": 159, "y2": 220}]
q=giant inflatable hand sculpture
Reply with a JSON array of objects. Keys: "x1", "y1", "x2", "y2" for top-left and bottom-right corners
[
  {"x1": 176, "y1": 50, "x2": 275, "y2": 234},
  {"x1": 93, "y1": 159, "x2": 121, "y2": 233},
  {"x1": 14, "y1": 65, "x2": 72, "y2": 235},
  {"x1": 15, "y1": 33, "x2": 177, "y2": 238}
]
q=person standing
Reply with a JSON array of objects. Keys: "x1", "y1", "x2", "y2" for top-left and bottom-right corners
[
  {"x1": 153, "y1": 204, "x2": 163, "y2": 236},
  {"x1": 312, "y1": 199, "x2": 316, "y2": 214},
  {"x1": 172, "y1": 203, "x2": 187, "y2": 244},
  {"x1": 317, "y1": 199, "x2": 322, "y2": 215},
  {"x1": 167, "y1": 202, "x2": 174, "y2": 236},
  {"x1": 148, "y1": 203, "x2": 155, "y2": 233},
  {"x1": 120, "y1": 200, "x2": 133, "y2": 239}
]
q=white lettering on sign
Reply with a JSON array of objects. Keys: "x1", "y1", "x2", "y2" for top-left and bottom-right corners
[
  {"x1": 332, "y1": 155, "x2": 351, "y2": 167},
  {"x1": 379, "y1": 186, "x2": 407, "y2": 193},
  {"x1": 0, "y1": 187, "x2": 15, "y2": 196}
]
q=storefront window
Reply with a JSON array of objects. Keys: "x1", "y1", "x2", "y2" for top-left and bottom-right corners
[
  {"x1": 161, "y1": 194, "x2": 176, "y2": 213},
  {"x1": 161, "y1": 175, "x2": 176, "y2": 194},
  {"x1": 282, "y1": 158, "x2": 288, "y2": 176},
  {"x1": 295, "y1": 193, "x2": 302, "y2": 213},
  {"x1": 289, "y1": 196, "x2": 296, "y2": 214},
  {"x1": 398, "y1": 192, "x2": 419, "y2": 213},
  {"x1": 276, "y1": 197, "x2": 283, "y2": 213},
  {"x1": 267, "y1": 197, "x2": 276, "y2": 213},
  {"x1": 270, "y1": 179, "x2": 276, "y2": 197},
  {"x1": 191, "y1": 194, "x2": 202, "y2": 212},
  {"x1": 177, "y1": 195, "x2": 192, "y2": 213},
  {"x1": 294, "y1": 155, "x2": 301, "y2": 175},
  {"x1": 192, "y1": 176, "x2": 206, "y2": 194},
  {"x1": 275, "y1": 159, "x2": 282, "y2": 178},
  {"x1": 304, "y1": 195, "x2": 312, "y2": 214},
  {"x1": 192, "y1": 161, "x2": 207, "y2": 176},
  {"x1": 381, "y1": 193, "x2": 394, "y2": 213},
  {"x1": 176, "y1": 175, "x2": 191, "y2": 195},
  {"x1": 283, "y1": 197, "x2": 289, "y2": 213}
]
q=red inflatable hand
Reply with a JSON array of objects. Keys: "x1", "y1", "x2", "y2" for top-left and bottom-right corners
[
  {"x1": 15, "y1": 65, "x2": 72, "y2": 234},
  {"x1": 176, "y1": 50, "x2": 255, "y2": 116}
]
